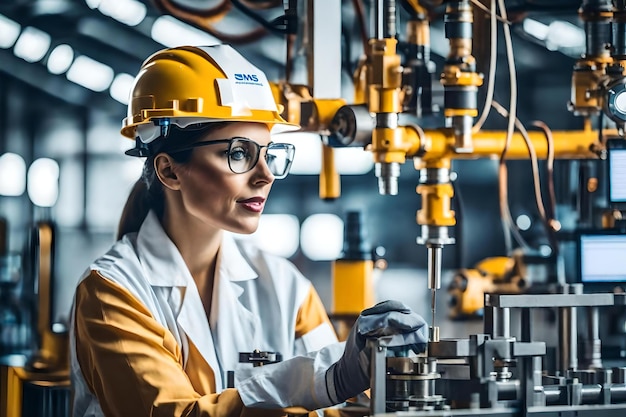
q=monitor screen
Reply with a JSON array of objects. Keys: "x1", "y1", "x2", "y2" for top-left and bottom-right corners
[
  {"x1": 579, "y1": 232, "x2": 626, "y2": 283},
  {"x1": 609, "y1": 146, "x2": 626, "y2": 204}
]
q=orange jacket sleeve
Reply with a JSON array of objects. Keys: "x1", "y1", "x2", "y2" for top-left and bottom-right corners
[
  {"x1": 294, "y1": 284, "x2": 336, "y2": 340},
  {"x1": 74, "y1": 271, "x2": 285, "y2": 417}
]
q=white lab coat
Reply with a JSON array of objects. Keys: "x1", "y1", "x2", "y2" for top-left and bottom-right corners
[{"x1": 70, "y1": 211, "x2": 343, "y2": 417}]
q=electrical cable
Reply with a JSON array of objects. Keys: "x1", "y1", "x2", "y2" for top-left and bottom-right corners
[
  {"x1": 472, "y1": 0, "x2": 497, "y2": 133},
  {"x1": 238, "y1": 0, "x2": 283, "y2": 9},
  {"x1": 152, "y1": 0, "x2": 230, "y2": 18},
  {"x1": 492, "y1": 102, "x2": 547, "y2": 223},
  {"x1": 531, "y1": 120, "x2": 560, "y2": 254},
  {"x1": 492, "y1": 102, "x2": 532, "y2": 251},
  {"x1": 153, "y1": 0, "x2": 271, "y2": 43},
  {"x1": 497, "y1": 0, "x2": 519, "y2": 254},
  {"x1": 231, "y1": 0, "x2": 287, "y2": 35},
  {"x1": 351, "y1": 0, "x2": 370, "y2": 55},
  {"x1": 469, "y1": 0, "x2": 511, "y2": 24}
]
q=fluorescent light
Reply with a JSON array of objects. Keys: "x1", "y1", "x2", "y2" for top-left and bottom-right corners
[
  {"x1": 66, "y1": 55, "x2": 114, "y2": 92},
  {"x1": 98, "y1": 0, "x2": 146, "y2": 27},
  {"x1": 151, "y1": 15, "x2": 220, "y2": 47},
  {"x1": 523, "y1": 18, "x2": 549, "y2": 41},
  {"x1": 335, "y1": 148, "x2": 373, "y2": 174},
  {"x1": 300, "y1": 214, "x2": 344, "y2": 261},
  {"x1": 0, "y1": 153, "x2": 26, "y2": 196},
  {"x1": 278, "y1": 133, "x2": 373, "y2": 175},
  {"x1": 84, "y1": 0, "x2": 101, "y2": 9},
  {"x1": 47, "y1": 44, "x2": 74, "y2": 74},
  {"x1": 546, "y1": 21, "x2": 585, "y2": 51},
  {"x1": 13, "y1": 26, "x2": 51, "y2": 63},
  {"x1": 27, "y1": 158, "x2": 60, "y2": 207},
  {"x1": 0, "y1": 14, "x2": 21, "y2": 49},
  {"x1": 245, "y1": 214, "x2": 300, "y2": 258},
  {"x1": 279, "y1": 133, "x2": 322, "y2": 175},
  {"x1": 109, "y1": 73, "x2": 134, "y2": 104}
]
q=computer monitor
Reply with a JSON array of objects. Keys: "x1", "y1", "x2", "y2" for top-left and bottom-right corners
[
  {"x1": 578, "y1": 231, "x2": 626, "y2": 283},
  {"x1": 607, "y1": 139, "x2": 626, "y2": 207}
]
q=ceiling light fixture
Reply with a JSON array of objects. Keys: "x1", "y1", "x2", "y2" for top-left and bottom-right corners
[
  {"x1": 47, "y1": 44, "x2": 74, "y2": 74},
  {"x1": 300, "y1": 214, "x2": 344, "y2": 261},
  {"x1": 0, "y1": 14, "x2": 21, "y2": 49},
  {"x1": 0, "y1": 153, "x2": 26, "y2": 196},
  {"x1": 27, "y1": 158, "x2": 60, "y2": 208},
  {"x1": 98, "y1": 0, "x2": 147, "y2": 27},
  {"x1": 66, "y1": 55, "x2": 114, "y2": 92},
  {"x1": 109, "y1": 73, "x2": 134, "y2": 104},
  {"x1": 151, "y1": 15, "x2": 219, "y2": 47},
  {"x1": 13, "y1": 26, "x2": 51, "y2": 63}
]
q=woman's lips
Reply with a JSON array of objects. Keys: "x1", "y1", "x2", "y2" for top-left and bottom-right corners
[{"x1": 237, "y1": 197, "x2": 265, "y2": 213}]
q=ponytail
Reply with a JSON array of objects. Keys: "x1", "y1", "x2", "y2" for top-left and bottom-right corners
[
  {"x1": 117, "y1": 178, "x2": 151, "y2": 240},
  {"x1": 116, "y1": 158, "x2": 165, "y2": 240}
]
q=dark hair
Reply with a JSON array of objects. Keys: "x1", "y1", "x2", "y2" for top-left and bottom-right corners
[{"x1": 116, "y1": 122, "x2": 229, "y2": 240}]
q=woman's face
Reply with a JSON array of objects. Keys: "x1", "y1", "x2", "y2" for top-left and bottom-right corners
[{"x1": 170, "y1": 122, "x2": 275, "y2": 234}]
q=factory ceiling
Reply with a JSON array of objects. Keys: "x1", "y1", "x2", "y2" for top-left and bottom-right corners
[{"x1": 0, "y1": 0, "x2": 588, "y2": 122}]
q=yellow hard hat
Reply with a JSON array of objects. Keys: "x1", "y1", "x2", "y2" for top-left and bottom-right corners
[{"x1": 121, "y1": 44, "x2": 297, "y2": 154}]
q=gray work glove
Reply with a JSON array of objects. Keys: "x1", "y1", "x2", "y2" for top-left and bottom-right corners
[{"x1": 325, "y1": 300, "x2": 428, "y2": 405}]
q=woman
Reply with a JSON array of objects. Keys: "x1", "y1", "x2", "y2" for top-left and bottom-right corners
[{"x1": 70, "y1": 44, "x2": 427, "y2": 417}]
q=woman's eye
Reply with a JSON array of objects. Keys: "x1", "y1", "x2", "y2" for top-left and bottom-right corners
[{"x1": 230, "y1": 147, "x2": 248, "y2": 161}]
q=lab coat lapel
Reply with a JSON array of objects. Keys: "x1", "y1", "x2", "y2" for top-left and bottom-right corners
[
  {"x1": 211, "y1": 234, "x2": 260, "y2": 380},
  {"x1": 136, "y1": 211, "x2": 223, "y2": 390},
  {"x1": 177, "y1": 283, "x2": 223, "y2": 391}
]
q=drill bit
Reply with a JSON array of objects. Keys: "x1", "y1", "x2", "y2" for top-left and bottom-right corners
[
  {"x1": 431, "y1": 288, "x2": 436, "y2": 333},
  {"x1": 427, "y1": 245, "x2": 442, "y2": 340}
]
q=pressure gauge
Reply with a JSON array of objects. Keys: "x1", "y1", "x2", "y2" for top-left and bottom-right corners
[{"x1": 604, "y1": 77, "x2": 626, "y2": 123}]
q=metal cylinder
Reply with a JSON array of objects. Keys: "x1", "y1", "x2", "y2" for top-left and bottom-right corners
[
  {"x1": 375, "y1": 162, "x2": 400, "y2": 195},
  {"x1": 444, "y1": 0, "x2": 473, "y2": 41},
  {"x1": 385, "y1": 357, "x2": 444, "y2": 411},
  {"x1": 613, "y1": 19, "x2": 626, "y2": 59},
  {"x1": 585, "y1": 20, "x2": 612, "y2": 57},
  {"x1": 580, "y1": 0, "x2": 613, "y2": 58},
  {"x1": 427, "y1": 245, "x2": 442, "y2": 290},
  {"x1": 584, "y1": 306, "x2": 603, "y2": 369},
  {"x1": 373, "y1": 0, "x2": 397, "y2": 39},
  {"x1": 494, "y1": 307, "x2": 511, "y2": 338},
  {"x1": 559, "y1": 306, "x2": 578, "y2": 373},
  {"x1": 557, "y1": 285, "x2": 582, "y2": 374}
]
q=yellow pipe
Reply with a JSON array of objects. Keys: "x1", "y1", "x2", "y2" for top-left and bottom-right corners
[
  {"x1": 0, "y1": 365, "x2": 22, "y2": 417},
  {"x1": 408, "y1": 128, "x2": 608, "y2": 161},
  {"x1": 320, "y1": 144, "x2": 340, "y2": 200}
]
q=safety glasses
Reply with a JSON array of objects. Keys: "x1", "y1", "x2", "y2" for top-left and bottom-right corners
[{"x1": 170, "y1": 137, "x2": 295, "y2": 179}]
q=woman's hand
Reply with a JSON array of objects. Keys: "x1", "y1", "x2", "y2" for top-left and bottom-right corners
[{"x1": 325, "y1": 300, "x2": 428, "y2": 405}]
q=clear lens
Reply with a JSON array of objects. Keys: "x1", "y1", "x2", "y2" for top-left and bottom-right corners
[
  {"x1": 266, "y1": 143, "x2": 295, "y2": 179},
  {"x1": 228, "y1": 138, "x2": 257, "y2": 174},
  {"x1": 227, "y1": 138, "x2": 294, "y2": 179}
]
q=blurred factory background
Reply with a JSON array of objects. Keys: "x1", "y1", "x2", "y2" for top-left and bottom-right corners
[
  {"x1": 0, "y1": 0, "x2": 593, "y2": 328},
  {"x1": 3, "y1": 0, "x2": 626, "y2": 416}
]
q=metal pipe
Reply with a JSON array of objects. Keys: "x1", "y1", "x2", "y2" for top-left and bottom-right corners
[
  {"x1": 584, "y1": 306, "x2": 603, "y2": 369},
  {"x1": 427, "y1": 244, "x2": 442, "y2": 331},
  {"x1": 496, "y1": 307, "x2": 511, "y2": 338},
  {"x1": 559, "y1": 305, "x2": 578, "y2": 373},
  {"x1": 413, "y1": 128, "x2": 605, "y2": 161},
  {"x1": 382, "y1": 0, "x2": 397, "y2": 39}
]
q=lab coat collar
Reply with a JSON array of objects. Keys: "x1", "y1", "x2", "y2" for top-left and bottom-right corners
[
  {"x1": 136, "y1": 212, "x2": 258, "y2": 288},
  {"x1": 136, "y1": 211, "x2": 189, "y2": 287},
  {"x1": 220, "y1": 232, "x2": 258, "y2": 283}
]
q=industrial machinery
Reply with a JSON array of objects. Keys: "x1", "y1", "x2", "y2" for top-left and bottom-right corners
[
  {"x1": 258, "y1": 0, "x2": 626, "y2": 415},
  {"x1": 0, "y1": 221, "x2": 70, "y2": 417},
  {"x1": 5, "y1": 0, "x2": 626, "y2": 416}
]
